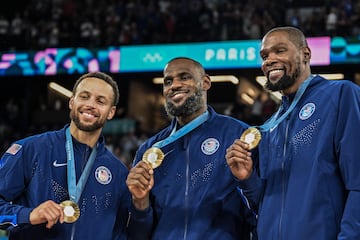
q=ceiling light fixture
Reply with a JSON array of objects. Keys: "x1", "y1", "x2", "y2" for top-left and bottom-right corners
[
  {"x1": 256, "y1": 73, "x2": 344, "y2": 101},
  {"x1": 152, "y1": 75, "x2": 239, "y2": 85},
  {"x1": 49, "y1": 82, "x2": 72, "y2": 98},
  {"x1": 241, "y1": 92, "x2": 254, "y2": 104}
]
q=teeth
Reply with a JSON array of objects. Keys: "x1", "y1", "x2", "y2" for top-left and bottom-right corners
[
  {"x1": 270, "y1": 69, "x2": 282, "y2": 74},
  {"x1": 172, "y1": 91, "x2": 185, "y2": 97},
  {"x1": 269, "y1": 69, "x2": 283, "y2": 78},
  {"x1": 83, "y1": 112, "x2": 93, "y2": 117}
]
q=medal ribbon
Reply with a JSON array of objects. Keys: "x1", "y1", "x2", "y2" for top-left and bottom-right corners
[
  {"x1": 65, "y1": 127, "x2": 97, "y2": 203},
  {"x1": 259, "y1": 75, "x2": 315, "y2": 132},
  {"x1": 152, "y1": 110, "x2": 209, "y2": 148}
]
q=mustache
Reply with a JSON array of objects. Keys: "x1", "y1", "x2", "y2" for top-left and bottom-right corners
[{"x1": 165, "y1": 90, "x2": 204, "y2": 117}]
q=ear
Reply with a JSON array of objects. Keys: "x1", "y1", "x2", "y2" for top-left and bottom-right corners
[
  {"x1": 303, "y1": 47, "x2": 311, "y2": 63},
  {"x1": 107, "y1": 106, "x2": 116, "y2": 120},
  {"x1": 69, "y1": 96, "x2": 74, "y2": 110},
  {"x1": 202, "y1": 74, "x2": 211, "y2": 90}
]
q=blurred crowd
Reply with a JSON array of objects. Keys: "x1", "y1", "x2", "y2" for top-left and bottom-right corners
[
  {"x1": 1, "y1": 0, "x2": 360, "y2": 167},
  {"x1": 0, "y1": 0, "x2": 359, "y2": 51}
]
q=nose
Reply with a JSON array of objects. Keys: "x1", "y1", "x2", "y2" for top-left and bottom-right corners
[
  {"x1": 168, "y1": 77, "x2": 183, "y2": 90},
  {"x1": 84, "y1": 97, "x2": 97, "y2": 108}
]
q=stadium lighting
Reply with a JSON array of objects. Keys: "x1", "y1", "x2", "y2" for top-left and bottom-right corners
[
  {"x1": 152, "y1": 75, "x2": 239, "y2": 85},
  {"x1": 49, "y1": 82, "x2": 72, "y2": 98},
  {"x1": 256, "y1": 73, "x2": 345, "y2": 100}
]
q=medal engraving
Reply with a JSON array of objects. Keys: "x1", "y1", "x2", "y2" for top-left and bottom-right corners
[
  {"x1": 60, "y1": 200, "x2": 80, "y2": 223},
  {"x1": 240, "y1": 127, "x2": 261, "y2": 150},
  {"x1": 142, "y1": 147, "x2": 164, "y2": 169}
]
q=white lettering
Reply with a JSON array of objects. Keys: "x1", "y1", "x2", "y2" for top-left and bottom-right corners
[
  {"x1": 216, "y1": 49, "x2": 226, "y2": 61},
  {"x1": 204, "y1": 47, "x2": 257, "y2": 62},
  {"x1": 205, "y1": 49, "x2": 215, "y2": 61}
]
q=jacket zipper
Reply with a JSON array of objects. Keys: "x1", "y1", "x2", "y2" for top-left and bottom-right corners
[
  {"x1": 278, "y1": 96, "x2": 290, "y2": 240},
  {"x1": 183, "y1": 141, "x2": 190, "y2": 239}
]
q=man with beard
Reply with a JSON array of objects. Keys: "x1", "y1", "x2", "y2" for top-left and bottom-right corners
[
  {"x1": 126, "y1": 57, "x2": 257, "y2": 240},
  {"x1": 226, "y1": 26, "x2": 360, "y2": 239},
  {"x1": 0, "y1": 72, "x2": 133, "y2": 239}
]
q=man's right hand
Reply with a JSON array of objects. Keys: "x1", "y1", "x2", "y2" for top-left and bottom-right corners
[
  {"x1": 126, "y1": 161, "x2": 154, "y2": 210},
  {"x1": 29, "y1": 200, "x2": 64, "y2": 229},
  {"x1": 226, "y1": 139, "x2": 254, "y2": 180}
]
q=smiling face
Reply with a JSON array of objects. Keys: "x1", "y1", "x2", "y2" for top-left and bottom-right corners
[
  {"x1": 260, "y1": 29, "x2": 311, "y2": 95},
  {"x1": 69, "y1": 77, "x2": 116, "y2": 132},
  {"x1": 162, "y1": 58, "x2": 210, "y2": 122}
]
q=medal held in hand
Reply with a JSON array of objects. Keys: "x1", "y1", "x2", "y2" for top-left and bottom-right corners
[
  {"x1": 240, "y1": 127, "x2": 261, "y2": 150},
  {"x1": 60, "y1": 200, "x2": 80, "y2": 223},
  {"x1": 142, "y1": 147, "x2": 164, "y2": 169}
]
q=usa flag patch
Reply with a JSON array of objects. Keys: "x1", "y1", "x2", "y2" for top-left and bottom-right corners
[{"x1": 6, "y1": 143, "x2": 22, "y2": 155}]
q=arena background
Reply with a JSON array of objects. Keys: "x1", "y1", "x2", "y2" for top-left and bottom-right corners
[{"x1": 1, "y1": 1, "x2": 360, "y2": 238}]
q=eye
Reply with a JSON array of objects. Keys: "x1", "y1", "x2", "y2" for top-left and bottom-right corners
[
  {"x1": 277, "y1": 48, "x2": 286, "y2": 54},
  {"x1": 181, "y1": 74, "x2": 192, "y2": 81},
  {"x1": 95, "y1": 96, "x2": 108, "y2": 105},
  {"x1": 79, "y1": 93, "x2": 89, "y2": 99},
  {"x1": 163, "y1": 78, "x2": 172, "y2": 86}
]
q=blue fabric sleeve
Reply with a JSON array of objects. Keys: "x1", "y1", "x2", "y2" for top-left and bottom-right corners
[
  {"x1": 235, "y1": 168, "x2": 263, "y2": 214},
  {"x1": 16, "y1": 208, "x2": 32, "y2": 224},
  {"x1": 127, "y1": 203, "x2": 153, "y2": 240},
  {"x1": 338, "y1": 191, "x2": 360, "y2": 239},
  {"x1": 336, "y1": 82, "x2": 360, "y2": 238},
  {"x1": 0, "y1": 143, "x2": 31, "y2": 230}
]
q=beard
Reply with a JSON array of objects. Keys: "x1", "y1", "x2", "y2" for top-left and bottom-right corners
[
  {"x1": 165, "y1": 89, "x2": 204, "y2": 118},
  {"x1": 265, "y1": 60, "x2": 301, "y2": 92},
  {"x1": 70, "y1": 109, "x2": 104, "y2": 132}
]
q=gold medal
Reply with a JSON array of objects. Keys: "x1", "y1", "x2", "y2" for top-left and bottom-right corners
[
  {"x1": 142, "y1": 147, "x2": 164, "y2": 169},
  {"x1": 240, "y1": 127, "x2": 261, "y2": 150},
  {"x1": 60, "y1": 200, "x2": 80, "y2": 223}
]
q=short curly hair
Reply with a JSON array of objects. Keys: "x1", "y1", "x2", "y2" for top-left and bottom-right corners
[{"x1": 72, "y1": 72, "x2": 119, "y2": 106}]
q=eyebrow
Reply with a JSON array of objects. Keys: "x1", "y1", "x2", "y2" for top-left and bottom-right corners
[
  {"x1": 164, "y1": 72, "x2": 190, "y2": 79},
  {"x1": 260, "y1": 42, "x2": 289, "y2": 53}
]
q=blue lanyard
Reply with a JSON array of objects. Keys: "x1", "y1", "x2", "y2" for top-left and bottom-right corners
[
  {"x1": 153, "y1": 110, "x2": 209, "y2": 148},
  {"x1": 259, "y1": 75, "x2": 314, "y2": 132},
  {"x1": 65, "y1": 127, "x2": 97, "y2": 203}
]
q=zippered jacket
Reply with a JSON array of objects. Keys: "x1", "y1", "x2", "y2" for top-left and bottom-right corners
[
  {"x1": 128, "y1": 106, "x2": 257, "y2": 240},
  {"x1": 0, "y1": 125, "x2": 131, "y2": 240},
  {"x1": 239, "y1": 75, "x2": 360, "y2": 239}
]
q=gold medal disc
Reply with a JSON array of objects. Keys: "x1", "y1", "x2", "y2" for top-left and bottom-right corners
[
  {"x1": 240, "y1": 127, "x2": 262, "y2": 150},
  {"x1": 60, "y1": 200, "x2": 80, "y2": 223},
  {"x1": 142, "y1": 147, "x2": 164, "y2": 169}
]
